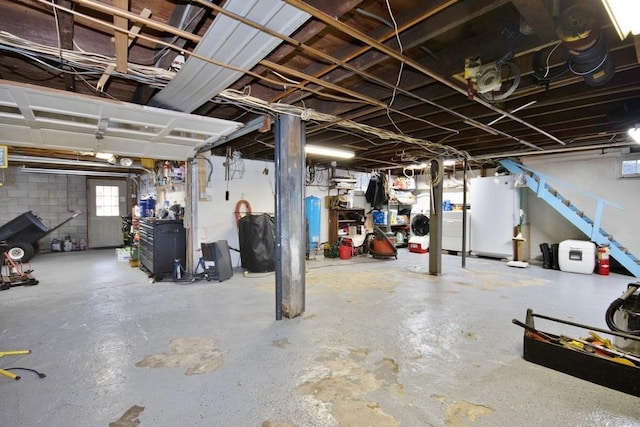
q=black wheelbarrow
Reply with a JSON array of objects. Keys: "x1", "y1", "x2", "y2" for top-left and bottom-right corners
[{"x1": 0, "y1": 210, "x2": 84, "y2": 262}]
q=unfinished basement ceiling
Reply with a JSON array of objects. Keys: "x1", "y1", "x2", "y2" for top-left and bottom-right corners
[{"x1": 1, "y1": 0, "x2": 639, "y2": 172}]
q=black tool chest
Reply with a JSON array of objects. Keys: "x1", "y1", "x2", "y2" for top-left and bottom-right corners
[{"x1": 138, "y1": 218, "x2": 186, "y2": 280}]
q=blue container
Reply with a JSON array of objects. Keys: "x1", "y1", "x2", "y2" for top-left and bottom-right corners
[
  {"x1": 139, "y1": 198, "x2": 156, "y2": 218},
  {"x1": 305, "y1": 196, "x2": 321, "y2": 251},
  {"x1": 139, "y1": 199, "x2": 148, "y2": 218},
  {"x1": 373, "y1": 210, "x2": 385, "y2": 225}
]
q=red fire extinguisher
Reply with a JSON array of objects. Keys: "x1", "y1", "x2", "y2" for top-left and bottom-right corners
[{"x1": 597, "y1": 245, "x2": 610, "y2": 275}]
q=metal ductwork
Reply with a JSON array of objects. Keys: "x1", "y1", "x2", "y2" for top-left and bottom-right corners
[{"x1": 149, "y1": 0, "x2": 310, "y2": 113}]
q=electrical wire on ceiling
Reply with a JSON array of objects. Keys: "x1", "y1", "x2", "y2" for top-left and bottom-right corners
[
  {"x1": 35, "y1": 0, "x2": 370, "y2": 105},
  {"x1": 33, "y1": 0, "x2": 561, "y2": 159},
  {"x1": 190, "y1": 0, "x2": 466, "y2": 139},
  {"x1": 282, "y1": 0, "x2": 565, "y2": 148},
  {"x1": 35, "y1": 0, "x2": 508, "y2": 152},
  {"x1": 321, "y1": 127, "x2": 389, "y2": 147},
  {"x1": 49, "y1": 0, "x2": 62, "y2": 56},
  {"x1": 148, "y1": 6, "x2": 206, "y2": 66},
  {"x1": 384, "y1": 0, "x2": 404, "y2": 135},
  {"x1": 215, "y1": 89, "x2": 471, "y2": 162},
  {"x1": 0, "y1": 32, "x2": 175, "y2": 86},
  {"x1": 76, "y1": 73, "x2": 120, "y2": 100},
  {"x1": 20, "y1": 0, "x2": 537, "y2": 166}
]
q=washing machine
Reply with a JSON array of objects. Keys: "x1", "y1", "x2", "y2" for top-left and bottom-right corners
[{"x1": 408, "y1": 193, "x2": 430, "y2": 253}]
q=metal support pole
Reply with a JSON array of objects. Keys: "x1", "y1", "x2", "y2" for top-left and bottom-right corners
[
  {"x1": 274, "y1": 114, "x2": 306, "y2": 320},
  {"x1": 185, "y1": 158, "x2": 197, "y2": 273},
  {"x1": 461, "y1": 158, "x2": 468, "y2": 268},
  {"x1": 429, "y1": 158, "x2": 443, "y2": 275}
]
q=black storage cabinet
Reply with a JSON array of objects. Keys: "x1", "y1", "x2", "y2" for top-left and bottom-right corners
[{"x1": 139, "y1": 218, "x2": 186, "y2": 280}]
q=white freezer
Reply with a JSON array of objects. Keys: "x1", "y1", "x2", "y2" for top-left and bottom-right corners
[{"x1": 470, "y1": 175, "x2": 520, "y2": 258}]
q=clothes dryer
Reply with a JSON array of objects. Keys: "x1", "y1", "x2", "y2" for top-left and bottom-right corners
[{"x1": 408, "y1": 193, "x2": 430, "y2": 253}]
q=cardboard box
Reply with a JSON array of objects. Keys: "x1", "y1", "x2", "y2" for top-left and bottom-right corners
[{"x1": 115, "y1": 247, "x2": 131, "y2": 262}]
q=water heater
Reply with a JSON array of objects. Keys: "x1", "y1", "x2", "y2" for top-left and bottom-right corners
[{"x1": 305, "y1": 196, "x2": 321, "y2": 252}]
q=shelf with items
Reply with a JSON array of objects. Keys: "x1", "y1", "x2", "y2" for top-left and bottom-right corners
[
  {"x1": 328, "y1": 208, "x2": 365, "y2": 244},
  {"x1": 330, "y1": 175, "x2": 357, "y2": 191},
  {"x1": 386, "y1": 188, "x2": 416, "y2": 248}
]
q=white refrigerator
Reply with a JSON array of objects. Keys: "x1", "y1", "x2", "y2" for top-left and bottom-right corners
[{"x1": 470, "y1": 175, "x2": 520, "y2": 258}]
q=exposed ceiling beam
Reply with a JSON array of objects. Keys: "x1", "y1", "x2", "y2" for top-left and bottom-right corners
[
  {"x1": 54, "y1": 0, "x2": 76, "y2": 91},
  {"x1": 70, "y1": 0, "x2": 201, "y2": 43},
  {"x1": 192, "y1": 0, "x2": 543, "y2": 152},
  {"x1": 113, "y1": 0, "x2": 129, "y2": 73},
  {"x1": 284, "y1": 0, "x2": 566, "y2": 147},
  {"x1": 133, "y1": 4, "x2": 206, "y2": 104},
  {"x1": 511, "y1": 0, "x2": 558, "y2": 43},
  {"x1": 267, "y1": 0, "x2": 462, "y2": 104}
]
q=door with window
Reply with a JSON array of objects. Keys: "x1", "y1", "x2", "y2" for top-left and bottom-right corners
[{"x1": 87, "y1": 179, "x2": 127, "y2": 248}]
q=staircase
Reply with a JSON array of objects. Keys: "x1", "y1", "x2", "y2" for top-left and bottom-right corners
[{"x1": 499, "y1": 159, "x2": 640, "y2": 278}]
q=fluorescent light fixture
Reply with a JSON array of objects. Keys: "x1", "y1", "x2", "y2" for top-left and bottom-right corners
[
  {"x1": 8, "y1": 155, "x2": 142, "y2": 170},
  {"x1": 601, "y1": 0, "x2": 640, "y2": 40},
  {"x1": 629, "y1": 126, "x2": 640, "y2": 144},
  {"x1": 305, "y1": 144, "x2": 355, "y2": 159},
  {"x1": 443, "y1": 159, "x2": 457, "y2": 166},
  {"x1": 21, "y1": 166, "x2": 131, "y2": 177}
]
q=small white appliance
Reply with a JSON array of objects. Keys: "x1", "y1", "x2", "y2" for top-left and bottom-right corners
[
  {"x1": 408, "y1": 192, "x2": 430, "y2": 253},
  {"x1": 558, "y1": 240, "x2": 596, "y2": 274}
]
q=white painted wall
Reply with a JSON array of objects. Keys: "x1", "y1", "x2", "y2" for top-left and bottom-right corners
[
  {"x1": 193, "y1": 151, "x2": 640, "y2": 266},
  {"x1": 195, "y1": 155, "x2": 274, "y2": 266},
  {"x1": 522, "y1": 149, "x2": 640, "y2": 261},
  {"x1": 194, "y1": 154, "x2": 370, "y2": 266}
]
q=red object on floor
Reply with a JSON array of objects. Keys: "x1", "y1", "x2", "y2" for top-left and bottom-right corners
[
  {"x1": 597, "y1": 245, "x2": 609, "y2": 275},
  {"x1": 338, "y1": 244, "x2": 352, "y2": 260},
  {"x1": 408, "y1": 242, "x2": 428, "y2": 253}
]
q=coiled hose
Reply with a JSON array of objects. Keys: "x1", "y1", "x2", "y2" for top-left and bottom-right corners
[{"x1": 605, "y1": 283, "x2": 640, "y2": 334}]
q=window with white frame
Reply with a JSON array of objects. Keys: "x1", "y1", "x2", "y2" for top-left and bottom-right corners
[{"x1": 95, "y1": 185, "x2": 120, "y2": 216}]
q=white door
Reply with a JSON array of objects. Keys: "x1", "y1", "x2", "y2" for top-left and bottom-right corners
[{"x1": 87, "y1": 179, "x2": 127, "y2": 248}]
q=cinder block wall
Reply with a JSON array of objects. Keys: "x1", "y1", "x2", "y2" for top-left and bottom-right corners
[{"x1": 0, "y1": 166, "x2": 88, "y2": 249}]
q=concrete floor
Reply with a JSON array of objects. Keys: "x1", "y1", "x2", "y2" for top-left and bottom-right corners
[{"x1": 1, "y1": 248, "x2": 639, "y2": 426}]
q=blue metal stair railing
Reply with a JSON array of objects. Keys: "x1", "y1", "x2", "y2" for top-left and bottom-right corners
[{"x1": 499, "y1": 159, "x2": 640, "y2": 277}]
